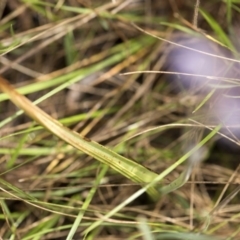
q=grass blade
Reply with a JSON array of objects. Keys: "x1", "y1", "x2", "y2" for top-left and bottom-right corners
[
  {"x1": 199, "y1": 9, "x2": 235, "y2": 51},
  {"x1": 66, "y1": 164, "x2": 108, "y2": 239},
  {"x1": 83, "y1": 125, "x2": 221, "y2": 236},
  {"x1": 0, "y1": 76, "x2": 160, "y2": 200}
]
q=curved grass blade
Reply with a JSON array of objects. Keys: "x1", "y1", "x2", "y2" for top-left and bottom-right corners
[
  {"x1": 83, "y1": 125, "x2": 221, "y2": 236},
  {"x1": 0, "y1": 76, "x2": 160, "y2": 201}
]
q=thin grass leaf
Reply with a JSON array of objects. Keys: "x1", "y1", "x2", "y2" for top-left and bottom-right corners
[
  {"x1": 0, "y1": 200, "x2": 15, "y2": 232},
  {"x1": 0, "y1": 36, "x2": 154, "y2": 102},
  {"x1": 199, "y1": 9, "x2": 235, "y2": 51},
  {"x1": 0, "y1": 178, "x2": 37, "y2": 201},
  {"x1": 160, "y1": 22, "x2": 197, "y2": 35},
  {"x1": 22, "y1": 215, "x2": 60, "y2": 240},
  {"x1": 67, "y1": 164, "x2": 108, "y2": 240},
  {"x1": 226, "y1": 0, "x2": 233, "y2": 26},
  {"x1": 0, "y1": 108, "x2": 117, "y2": 140},
  {"x1": 192, "y1": 89, "x2": 215, "y2": 113},
  {"x1": 154, "y1": 232, "x2": 222, "y2": 240},
  {"x1": 7, "y1": 130, "x2": 30, "y2": 169},
  {"x1": 64, "y1": 30, "x2": 78, "y2": 66},
  {"x1": 0, "y1": 147, "x2": 69, "y2": 155},
  {"x1": 9, "y1": 211, "x2": 30, "y2": 240}
]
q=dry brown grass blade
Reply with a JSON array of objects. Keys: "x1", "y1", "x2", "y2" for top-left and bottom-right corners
[{"x1": 0, "y1": 76, "x2": 161, "y2": 200}]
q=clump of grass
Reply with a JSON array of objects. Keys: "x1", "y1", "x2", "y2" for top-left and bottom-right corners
[{"x1": 0, "y1": 1, "x2": 240, "y2": 239}]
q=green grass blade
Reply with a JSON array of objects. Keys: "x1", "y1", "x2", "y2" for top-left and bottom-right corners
[
  {"x1": 199, "y1": 9, "x2": 235, "y2": 51},
  {"x1": 67, "y1": 164, "x2": 108, "y2": 240},
  {"x1": 0, "y1": 178, "x2": 37, "y2": 201},
  {"x1": 0, "y1": 36, "x2": 153, "y2": 102},
  {"x1": 226, "y1": 0, "x2": 232, "y2": 27},
  {"x1": 192, "y1": 89, "x2": 215, "y2": 113},
  {"x1": 6, "y1": 130, "x2": 30, "y2": 169},
  {"x1": 64, "y1": 30, "x2": 78, "y2": 66},
  {"x1": 22, "y1": 215, "x2": 60, "y2": 240},
  {"x1": 83, "y1": 125, "x2": 221, "y2": 236},
  {"x1": 154, "y1": 232, "x2": 222, "y2": 240},
  {"x1": 160, "y1": 22, "x2": 197, "y2": 35}
]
